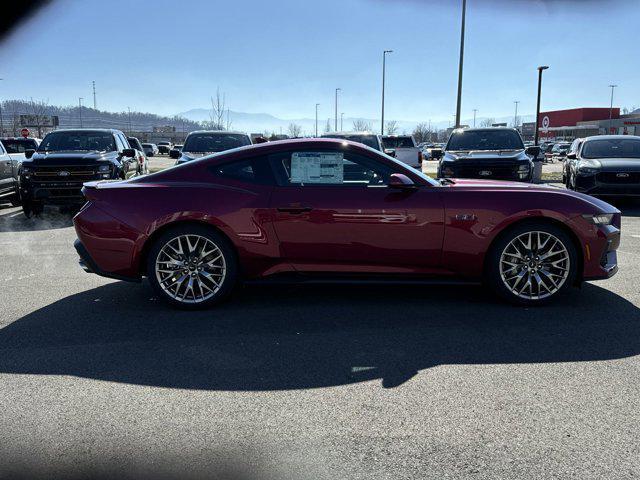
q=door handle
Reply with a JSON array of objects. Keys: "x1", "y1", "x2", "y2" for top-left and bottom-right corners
[{"x1": 277, "y1": 205, "x2": 313, "y2": 214}]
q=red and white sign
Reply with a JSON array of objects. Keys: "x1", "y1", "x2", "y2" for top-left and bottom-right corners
[{"x1": 20, "y1": 128, "x2": 30, "y2": 138}]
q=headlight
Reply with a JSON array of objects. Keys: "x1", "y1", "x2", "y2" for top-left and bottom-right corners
[
  {"x1": 517, "y1": 164, "x2": 530, "y2": 172},
  {"x1": 97, "y1": 165, "x2": 111, "y2": 172},
  {"x1": 577, "y1": 159, "x2": 601, "y2": 176},
  {"x1": 441, "y1": 166, "x2": 454, "y2": 177},
  {"x1": 582, "y1": 213, "x2": 614, "y2": 226}
]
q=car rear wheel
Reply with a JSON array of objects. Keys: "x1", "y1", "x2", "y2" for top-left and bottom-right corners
[
  {"x1": 486, "y1": 222, "x2": 578, "y2": 305},
  {"x1": 146, "y1": 225, "x2": 238, "y2": 309}
]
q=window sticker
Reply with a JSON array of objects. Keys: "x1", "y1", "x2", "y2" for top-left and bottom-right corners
[{"x1": 291, "y1": 152, "x2": 344, "y2": 184}]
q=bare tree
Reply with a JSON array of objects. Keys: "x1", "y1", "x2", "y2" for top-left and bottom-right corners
[
  {"x1": 479, "y1": 117, "x2": 496, "y2": 128},
  {"x1": 412, "y1": 123, "x2": 431, "y2": 144},
  {"x1": 27, "y1": 97, "x2": 51, "y2": 137},
  {"x1": 288, "y1": 123, "x2": 302, "y2": 138},
  {"x1": 352, "y1": 119, "x2": 372, "y2": 131},
  {"x1": 510, "y1": 116, "x2": 521, "y2": 129},
  {"x1": 208, "y1": 88, "x2": 228, "y2": 130},
  {"x1": 324, "y1": 118, "x2": 332, "y2": 133},
  {"x1": 385, "y1": 120, "x2": 399, "y2": 135}
]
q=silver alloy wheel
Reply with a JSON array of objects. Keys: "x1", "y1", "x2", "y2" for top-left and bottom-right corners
[
  {"x1": 155, "y1": 234, "x2": 226, "y2": 304},
  {"x1": 499, "y1": 231, "x2": 570, "y2": 300}
]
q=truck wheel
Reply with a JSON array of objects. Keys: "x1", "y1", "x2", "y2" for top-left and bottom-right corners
[
  {"x1": 10, "y1": 194, "x2": 21, "y2": 207},
  {"x1": 22, "y1": 201, "x2": 43, "y2": 218}
]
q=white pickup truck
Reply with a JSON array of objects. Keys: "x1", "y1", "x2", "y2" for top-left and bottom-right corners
[{"x1": 381, "y1": 135, "x2": 422, "y2": 169}]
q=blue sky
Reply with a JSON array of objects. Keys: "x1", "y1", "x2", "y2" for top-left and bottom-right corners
[{"x1": 0, "y1": 0, "x2": 637, "y2": 122}]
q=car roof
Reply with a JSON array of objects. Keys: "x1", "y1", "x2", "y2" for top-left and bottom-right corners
[
  {"x1": 45, "y1": 128, "x2": 123, "y2": 134},
  {"x1": 452, "y1": 127, "x2": 520, "y2": 133},
  {"x1": 322, "y1": 131, "x2": 379, "y2": 136},
  {"x1": 186, "y1": 130, "x2": 249, "y2": 136},
  {"x1": 583, "y1": 135, "x2": 640, "y2": 142}
]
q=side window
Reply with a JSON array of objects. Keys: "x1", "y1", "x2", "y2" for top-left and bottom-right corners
[
  {"x1": 269, "y1": 150, "x2": 395, "y2": 187},
  {"x1": 120, "y1": 134, "x2": 131, "y2": 149},
  {"x1": 210, "y1": 158, "x2": 273, "y2": 185},
  {"x1": 113, "y1": 134, "x2": 124, "y2": 151}
]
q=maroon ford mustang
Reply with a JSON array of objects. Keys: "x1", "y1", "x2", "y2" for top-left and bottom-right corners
[{"x1": 73, "y1": 138, "x2": 620, "y2": 308}]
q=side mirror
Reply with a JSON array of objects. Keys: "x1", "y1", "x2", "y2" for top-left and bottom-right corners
[
  {"x1": 169, "y1": 149, "x2": 181, "y2": 159},
  {"x1": 566, "y1": 152, "x2": 577, "y2": 160},
  {"x1": 525, "y1": 146, "x2": 541, "y2": 158},
  {"x1": 430, "y1": 148, "x2": 443, "y2": 160},
  {"x1": 25, "y1": 149, "x2": 35, "y2": 159},
  {"x1": 122, "y1": 148, "x2": 136, "y2": 158},
  {"x1": 384, "y1": 148, "x2": 397, "y2": 158},
  {"x1": 389, "y1": 173, "x2": 416, "y2": 189}
]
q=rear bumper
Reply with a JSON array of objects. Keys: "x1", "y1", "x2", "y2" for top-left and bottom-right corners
[{"x1": 74, "y1": 239, "x2": 140, "y2": 282}]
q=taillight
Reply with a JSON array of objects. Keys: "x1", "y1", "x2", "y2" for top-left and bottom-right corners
[
  {"x1": 138, "y1": 155, "x2": 144, "y2": 164},
  {"x1": 418, "y1": 151, "x2": 423, "y2": 164}
]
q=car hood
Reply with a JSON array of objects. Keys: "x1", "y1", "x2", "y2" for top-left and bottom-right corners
[
  {"x1": 26, "y1": 151, "x2": 118, "y2": 165},
  {"x1": 592, "y1": 158, "x2": 640, "y2": 171},
  {"x1": 444, "y1": 150, "x2": 529, "y2": 162},
  {"x1": 448, "y1": 178, "x2": 618, "y2": 212}
]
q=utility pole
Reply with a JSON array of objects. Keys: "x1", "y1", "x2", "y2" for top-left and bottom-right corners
[
  {"x1": 315, "y1": 103, "x2": 320, "y2": 137},
  {"x1": 472, "y1": 109, "x2": 478, "y2": 127},
  {"x1": 128, "y1": 106, "x2": 132, "y2": 134},
  {"x1": 454, "y1": 0, "x2": 467, "y2": 129},
  {"x1": 609, "y1": 84, "x2": 618, "y2": 134},
  {"x1": 92, "y1": 80, "x2": 97, "y2": 110},
  {"x1": 513, "y1": 101, "x2": 520, "y2": 129},
  {"x1": 334, "y1": 88, "x2": 341, "y2": 131},
  {"x1": 381, "y1": 49, "x2": 393, "y2": 135},
  {"x1": 341, "y1": 112, "x2": 344, "y2": 131},
  {"x1": 78, "y1": 97, "x2": 83, "y2": 128},
  {"x1": 534, "y1": 66, "x2": 549, "y2": 146}
]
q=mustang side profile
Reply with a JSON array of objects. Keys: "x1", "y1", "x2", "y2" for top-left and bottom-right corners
[{"x1": 73, "y1": 138, "x2": 620, "y2": 308}]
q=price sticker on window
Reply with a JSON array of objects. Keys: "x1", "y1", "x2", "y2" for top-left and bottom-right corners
[{"x1": 291, "y1": 152, "x2": 344, "y2": 184}]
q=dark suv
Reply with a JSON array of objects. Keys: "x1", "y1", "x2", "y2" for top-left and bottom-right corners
[
  {"x1": 436, "y1": 128, "x2": 539, "y2": 182},
  {"x1": 20, "y1": 129, "x2": 139, "y2": 217}
]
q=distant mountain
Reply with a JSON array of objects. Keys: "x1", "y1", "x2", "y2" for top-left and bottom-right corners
[{"x1": 178, "y1": 108, "x2": 537, "y2": 135}]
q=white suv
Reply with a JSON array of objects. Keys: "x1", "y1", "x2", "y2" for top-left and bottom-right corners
[{"x1": 381, "y1": 135, "x2": 422, "y2": 168}]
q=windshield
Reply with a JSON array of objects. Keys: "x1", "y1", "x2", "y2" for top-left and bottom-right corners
[
  {"x1": 553, "y1": 144, "x2": 570, "y2": 152},
  {"x1": 322, "y1": 134, "x2": 380, "y2": 151},
  {"x1": 37, "y1": 131, "x2": 115, "y2": 152},
  {"x1": 183, "y1": 133, "x2": 251, "y2": 153},
  {"x1": 382, "y1": 137, "x2": 415, "y2": 149},
  {"x1": 447, "y1": 129, "x2": 524, "y2": 151},
  {"x1": 582, "y1": 138, "x2": 640, "y2": 159},
  {"x1": 1, "y1": 138, "x2": 38, "y2": 153}
]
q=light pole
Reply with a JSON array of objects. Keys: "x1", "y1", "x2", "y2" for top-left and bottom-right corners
[
  {"x1": 608, "y1": 84, "x2": 617, "y2": 134},
  {"x1": 315, "y1": 103, "x2": 320, "y2": 137},
  {"x1": 128, "y1": 106, "x2": 132, "y2": 134},
  {"x1": 334, "y1": 88, "x2": 341, "y2": 131},
  {"x1": 78, "y1": 97, "x2": 83, "y2": 128},
  {"x1": 472, "y1": 109, "x2": 478, "y2": 127},
  {"x1": 534, "y1": 66, "x2": 549, "y2": 146},
  {"x1": 381, "y1": 49, "x2": 393, "y2": 135},
  {"x1": 340, "y1": 112, "x2": 344, "y2": 131},
  {"x1": 513, "y1": 100, "x2": 520, "y2": 129},
  {"x1": 454, "y1": 0, "x2": 467, "y2": 129},
  {"x1": 92, "y1": 81, "x2": 97, "y2": 110},
  {"x1": 0, "y1": 78, "x2": 4, "y2": 135}
]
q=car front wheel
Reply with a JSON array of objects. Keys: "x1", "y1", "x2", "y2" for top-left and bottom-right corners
[
  {"x1": 486, "y1": 222, "x2": 578, "y2": 305},
  {"x1": 146, "y1": 225, "x2": 238, "y2": 309}
]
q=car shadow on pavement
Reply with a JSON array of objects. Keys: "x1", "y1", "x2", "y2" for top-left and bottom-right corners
[
  {"x1": 0, "y1": 206, "x2": 74, "y2": 232},
  {"x1": 0, "y1": 281, "x2": 638, "y2": 391}
]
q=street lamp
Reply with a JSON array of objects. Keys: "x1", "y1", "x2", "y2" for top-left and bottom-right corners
[
  {"x1": 472, "y1": 109, "x2": 478, "y2": 127},
  {"x1": 78, "y1": 97, "x2": 84, "y2": 128},
  {"x1": 534, "y1": 66, "x2": 549, "y2": 146},
  {"x1": 609, "y1": 84, "x2": 618, "y2": 134},
  {"x1": 315, "y1": 103, "x2": 320, "y2": 137},
  {"x1": 0, "y1": 78, "x2": 4, "y2": 135},
  {"x1": 341, "y1": 112, "x2": 344, "y2": 131},
  {"x1": 513, "y1": 100, "x2": 520, "y2": 129},
  {"x1": 128, "y1": 106, "x2": 132, "y2": 134},
  {"x1": 454, "y1": 0, "x2": 467, "y2": 129},
  {"x1": 334, "y1": 88, "x2": 341, "y2": 131},
  {"x1": 381, "y1": 49, "x2": 393, "y2": 135}
]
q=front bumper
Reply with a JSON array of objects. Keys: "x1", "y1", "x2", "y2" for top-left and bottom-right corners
[
  {"x1": 575, "y1": 218, "x2": 621, "y2": 281},
  {"x1": 575, "y1": 173, "x2": 640, "y2": 196}
]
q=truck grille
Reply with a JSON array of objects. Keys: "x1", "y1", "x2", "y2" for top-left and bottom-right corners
[
  {"x1": 32, "y1": 165, "x2": 99, "y2": 183},
  {"x1": 456, "y1": 164, "x2": 517, "y2": 180}
]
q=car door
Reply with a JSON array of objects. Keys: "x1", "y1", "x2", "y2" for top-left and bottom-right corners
[
  {"x1": 268, "y1": 147, "x2": 445, "y2": 274},
  {"x1": 0, "y1": 141, "x2": 14, "y2": 195}
]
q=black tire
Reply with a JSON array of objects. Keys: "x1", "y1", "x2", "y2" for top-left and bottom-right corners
[
  {"x1": 146, "y1": 224, "x2": 239, "y2": 309},
  {"x1": 10, "y1": 194, "x2": 21, "y2": 207},
  {"x1": 486, "y1": 221, "x2": 578, "y2": 306},
  {"x1": 22, "y1": 201, "x2": 43, "y2": 218}
]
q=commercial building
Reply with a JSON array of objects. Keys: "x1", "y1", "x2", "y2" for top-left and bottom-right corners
[{"x1": 537, "y1": 107, "x2": 640, "y2": 141}]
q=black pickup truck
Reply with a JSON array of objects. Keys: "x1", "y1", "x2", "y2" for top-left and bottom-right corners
[
  {"x1": 435, "y1": 128, "x2": 540, "y2": 182},
  {"x1": 19, "y1": 129, "x2": 140, "y2": 217}
]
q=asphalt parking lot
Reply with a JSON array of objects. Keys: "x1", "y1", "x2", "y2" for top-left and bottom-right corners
[{"x1": 1, "y1": 163, "x2": 639, "y2": 479}]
